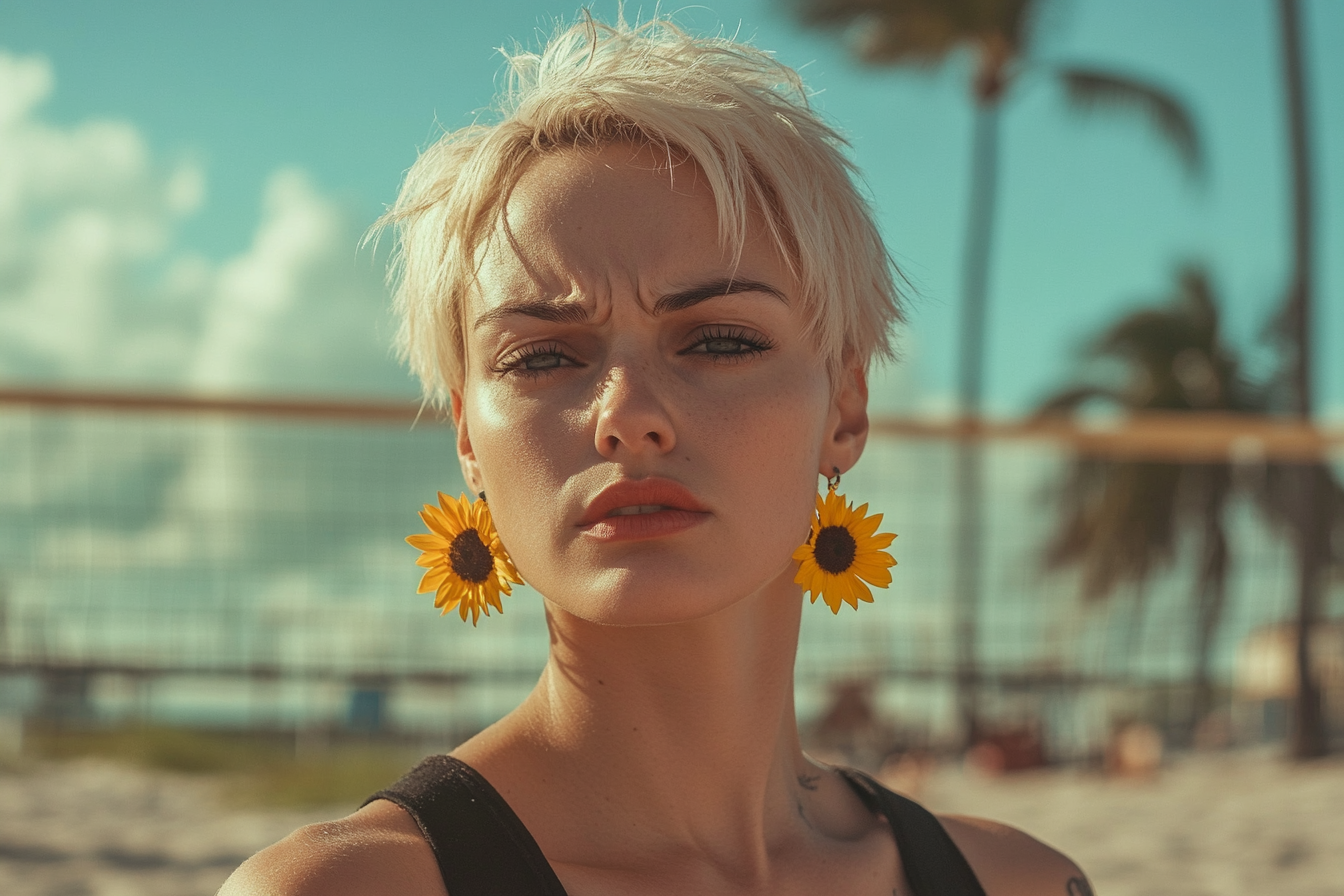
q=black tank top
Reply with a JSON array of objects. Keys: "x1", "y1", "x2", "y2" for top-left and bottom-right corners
[{"x1": 365, "y1": 754, "x2": 986, "y2": 896}]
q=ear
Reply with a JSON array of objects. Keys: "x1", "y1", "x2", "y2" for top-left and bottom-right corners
[
  {"x1": 819, "y1": 365, "x2": 870, "y2": 478},
  {"x1": 451, "y1": 390, "x2": 483, "y2": 495}
]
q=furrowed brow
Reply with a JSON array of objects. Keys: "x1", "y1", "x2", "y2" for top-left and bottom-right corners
[
  {"x1": 652, "y1": 278, "x2": 786, "y2": 315},
  {"x1": 473, "y1": 299, "x2": 591, "y2": 330},
  {"x1": 473, "y1": 278, "x2": 785, "y2": 329}
]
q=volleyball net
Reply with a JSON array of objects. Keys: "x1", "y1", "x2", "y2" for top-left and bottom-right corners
[{"x1": 1, "y1": 387, "x2": 1341, "y2": 756}]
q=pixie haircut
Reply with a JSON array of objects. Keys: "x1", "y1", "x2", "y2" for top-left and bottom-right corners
[{"x1": 380, "y1": 15, "x2": 903, "y2": 406}]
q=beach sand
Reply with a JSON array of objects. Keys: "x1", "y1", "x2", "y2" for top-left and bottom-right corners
[
  {"x1": 923, "y1": 748, "x2": 1344, "y2": 896},
  {"x1": 0, "y1": 759, "x2": 332, "y2": 896},
  {"x1": 1, "y1": 749, "x2": 1341, "y2": 895}
]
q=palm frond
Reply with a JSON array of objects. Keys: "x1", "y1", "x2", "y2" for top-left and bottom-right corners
[
  {"x1": 790, "y1": 0, "x2": 1034, "y2": 68},
  {"x1": 1058, "y1": 66, "x2": 1202, "y2": 177},
  {"x1": 1043, "y1": 459, "x2": 1183, "y2": 601},
  {"x1": 1037, "y1": 267, "x2": 1249, "y2": 606}
]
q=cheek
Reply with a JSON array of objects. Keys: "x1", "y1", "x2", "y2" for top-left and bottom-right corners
[
  {"x1": 680, "y1": 362, "x2": 832, "y2": 545},
  {"x1": 462, "y1": 381, "x2": 580, "y2": 566},
  {"x1": 693, "y1": 360, "x2": 829, "y2": 467}
]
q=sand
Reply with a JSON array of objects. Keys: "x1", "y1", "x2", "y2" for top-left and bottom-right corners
[
  {"x1": 0, "y1": 759, "x2": 331, "y2": 896},
  {"x1": 1, "y1": 749, "x2": 1341, "y2": 896},
  {"x1": 923, "y1": 748, "x2": 1344, "y2": 896}
]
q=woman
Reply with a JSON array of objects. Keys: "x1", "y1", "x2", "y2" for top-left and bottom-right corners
[{"x1": 223, "y1": 16, "x2": 1090, "y2": 896}]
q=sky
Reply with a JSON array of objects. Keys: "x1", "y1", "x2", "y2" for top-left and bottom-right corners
[{"x1": 0, "y1": 0, "x2": 1340, "y2": 418}]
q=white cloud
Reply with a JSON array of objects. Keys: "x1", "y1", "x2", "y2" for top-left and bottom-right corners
[
  {"x1": 189, "y1": 169, "x2": 339, "y2": 391},
  {"x1": 0, "y1": 51, "x2": 51, "y2": 129},
  {"x1": 0, "y1": 49, "x2": 420, "y2": 609},
  {"x1": 0, "y1": 48, "x2": 402, "y2": 397}
]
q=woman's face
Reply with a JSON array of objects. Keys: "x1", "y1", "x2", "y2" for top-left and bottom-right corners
[{"x1": 455, "y1": 142, "x2": 867, "y2": 625}]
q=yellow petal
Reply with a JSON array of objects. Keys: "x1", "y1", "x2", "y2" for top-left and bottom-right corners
[
  {"x1": 854, "y1": 565, "x2": 893, "y2": 588},
  {"x1": 418, "y1": 567, "x2": 450, "y2": 593},
  {"x1": 861, "y1": 532, "x2": 897, "y2": 551},
  {"x1": 407, "y1": 533, "x2": 449, "y2": 551},
  {"x1": 823, "y1": 588, "x2": 844, "y2": 614},
  {"x1": 854, "y1": 549, "x2": 896, "y2": 570},
  {"x1": 825, "y1": 572, "x2": 852, "y2": 607},
  {"x1": 852, "y1": 579, "x2": 874, "y2": 604},
  {"x1": 437, "y1": 494, "x2": 467, "y2": 529},
  {"x1": 852, "y1": 514, "x2": 883, "y2": 539},
  {"x1": 419, "y1": 507, "x2": 450, "y2": 537}
]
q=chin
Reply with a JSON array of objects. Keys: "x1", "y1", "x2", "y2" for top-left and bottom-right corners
[{"x1": 540, "y1": 560, "x2": 791, "y2": 628}]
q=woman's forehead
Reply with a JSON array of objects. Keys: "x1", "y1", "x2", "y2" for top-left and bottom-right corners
[{"x1": 473, "y1": 144, "x2": 790, "y2": 313}]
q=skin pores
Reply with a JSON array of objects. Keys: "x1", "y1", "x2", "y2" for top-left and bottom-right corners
[{"x1": 453, "y1": 142, "x2": 866, "y2": 626}]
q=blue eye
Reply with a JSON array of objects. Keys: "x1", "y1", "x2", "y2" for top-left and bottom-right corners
[
  {"x1": 496, "y1": 343, "x2": 578, "y2": 377},
  {"x1": 521, "y1": 353, "x2": 565, "y2": 369},
  {"x1": 683, "y1": 327, "x2": 775, "y2": 358}
]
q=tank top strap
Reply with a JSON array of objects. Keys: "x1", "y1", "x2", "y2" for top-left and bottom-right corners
[
  {"x1": 837, "y1": 767, "x2": 988, "y2": 896},
  {"x1": 363, "y1": 754, "x2": 569, "y2": 896}
]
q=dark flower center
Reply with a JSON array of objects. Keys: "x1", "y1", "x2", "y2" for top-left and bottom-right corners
[
  {"x1": 814, "y1": 525, "x2": 857, "y2": 574},
  {"x1": 449, "y1": 529, "x2": 493, "y2": 584}
]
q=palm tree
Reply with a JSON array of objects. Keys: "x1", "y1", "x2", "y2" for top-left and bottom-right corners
[
  {"x1": 790, "y1": 0, "x2": 1202, "y2": 744},
  {"x1": 1276, "y1": 0, "x2": 1330, "y2": 760},
  {"x1": 1036, "y1": 268, "x2": 1253, "y2": 736}
]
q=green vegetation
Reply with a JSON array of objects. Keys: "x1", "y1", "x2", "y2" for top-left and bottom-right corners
[
  {"x1": 21, "y1": 723, "x2": 425, "y2": 809},
  {"x1": 1035, "y1": 267, "x2": 1344, "y2": 744}
]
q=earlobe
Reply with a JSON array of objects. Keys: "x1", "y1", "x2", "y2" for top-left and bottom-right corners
[{"x1": 451, "y1": 392, "x2": 483, "y2": 494}]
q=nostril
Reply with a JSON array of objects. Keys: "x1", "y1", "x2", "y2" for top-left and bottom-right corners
[{"x1": 647, "y1": 431, "x2": 661, "y2": 446}]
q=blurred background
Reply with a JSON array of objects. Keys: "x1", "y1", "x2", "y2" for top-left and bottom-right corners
[{"x1": 0, "y1": 1, "x2": 1341, "y2": 894}]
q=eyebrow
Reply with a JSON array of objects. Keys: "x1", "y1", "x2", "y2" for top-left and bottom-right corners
[{"x1": 473, "y1": 277, "x2": 786, "y2": 330}]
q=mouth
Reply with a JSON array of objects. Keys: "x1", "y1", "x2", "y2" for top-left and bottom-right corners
[
  {"x1": 578, "y1": 478, "x2": 711, "y2": 542},
  {"x1": 606, "y1": 504, "x2": 672, "y2": 517}
]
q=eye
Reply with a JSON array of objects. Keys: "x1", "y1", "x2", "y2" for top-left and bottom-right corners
[
  {"x1": 681, "y1": 326, "x2": 776, "y2": 360},
  {"x1": 494, "y1": 342, "x2": 580, "y2": 378}
]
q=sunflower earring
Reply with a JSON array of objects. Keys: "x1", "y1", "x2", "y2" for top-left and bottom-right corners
[
  {"x1": 792, "y1": 468, "x2": 897, "y2": 614},
  {"x1": 406, "y1": 491, "x2": 524, "y2": 625}
]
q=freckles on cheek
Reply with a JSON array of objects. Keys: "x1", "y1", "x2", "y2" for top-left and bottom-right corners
[{"x1": 696, "y1": 370, "x2": 829, "y2": 482}]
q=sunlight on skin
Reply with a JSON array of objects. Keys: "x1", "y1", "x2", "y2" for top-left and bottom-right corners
[{"x1": 219, "y1": 141, "x2": 1087, "y2": 896}]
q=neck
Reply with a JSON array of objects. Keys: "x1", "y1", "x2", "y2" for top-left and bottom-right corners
[{"x1": 462, "y1": 572, "x2": 816, "y2": 871}]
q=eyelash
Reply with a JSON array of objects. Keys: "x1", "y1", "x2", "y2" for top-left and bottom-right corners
[
  {"x1": 494, "y1": 327, "x2": 776, "y2": 378},
  {"x1": 681, "y1": 326, "x2": 776, "y2": 360},
  {"x1": 494, "y1": 342, "x2": 578, "y2": 378}
]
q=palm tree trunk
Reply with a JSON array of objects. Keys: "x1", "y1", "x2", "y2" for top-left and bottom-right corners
[
  {"x1": 1290, "y1": 467, "x2": 1329, "y2": 758},
  {"x1": 1191, "y1": 505, "x2": 1229, "y2": 742},
  {"x1": 953, "y1": 100, "x2": 1001, "y2": 748},
  {"x1": 1278, "y1": 0, "x2": 1329, "y2": 760}
]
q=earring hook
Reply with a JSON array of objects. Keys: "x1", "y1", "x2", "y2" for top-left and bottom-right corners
[{"x1": 826, "y1": 467, "x2": 841, "y2": 492}]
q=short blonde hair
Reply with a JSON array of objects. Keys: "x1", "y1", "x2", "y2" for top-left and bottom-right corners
[{"x1": 379, "y1": 14, "x2": 903, "y2": 406}]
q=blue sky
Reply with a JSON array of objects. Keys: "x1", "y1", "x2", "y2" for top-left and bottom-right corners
[{"x1": 0, "y1": 0, "x2": 1340, "y2": 417}]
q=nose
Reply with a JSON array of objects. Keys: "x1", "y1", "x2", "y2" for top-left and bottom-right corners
[{"x1": 593, "y1": 362, "x2": 677, "y2": 459}]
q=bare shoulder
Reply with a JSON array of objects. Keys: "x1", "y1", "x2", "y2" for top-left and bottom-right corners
[
  {"x1": 937, "y1": 813, "x2": 1093, "y2": 896},
  {"x1": 217, "y1": 799, "x2": 444, "y2": 896}
]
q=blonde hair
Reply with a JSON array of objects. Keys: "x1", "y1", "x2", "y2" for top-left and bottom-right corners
[{"x1": 379, "y1": 14, "x2": 903, "y2": 406}]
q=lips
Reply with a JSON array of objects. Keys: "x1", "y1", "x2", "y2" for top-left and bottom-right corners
[{"x1": 578, "y1": 478, "x2": 711, "y2": 542}]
